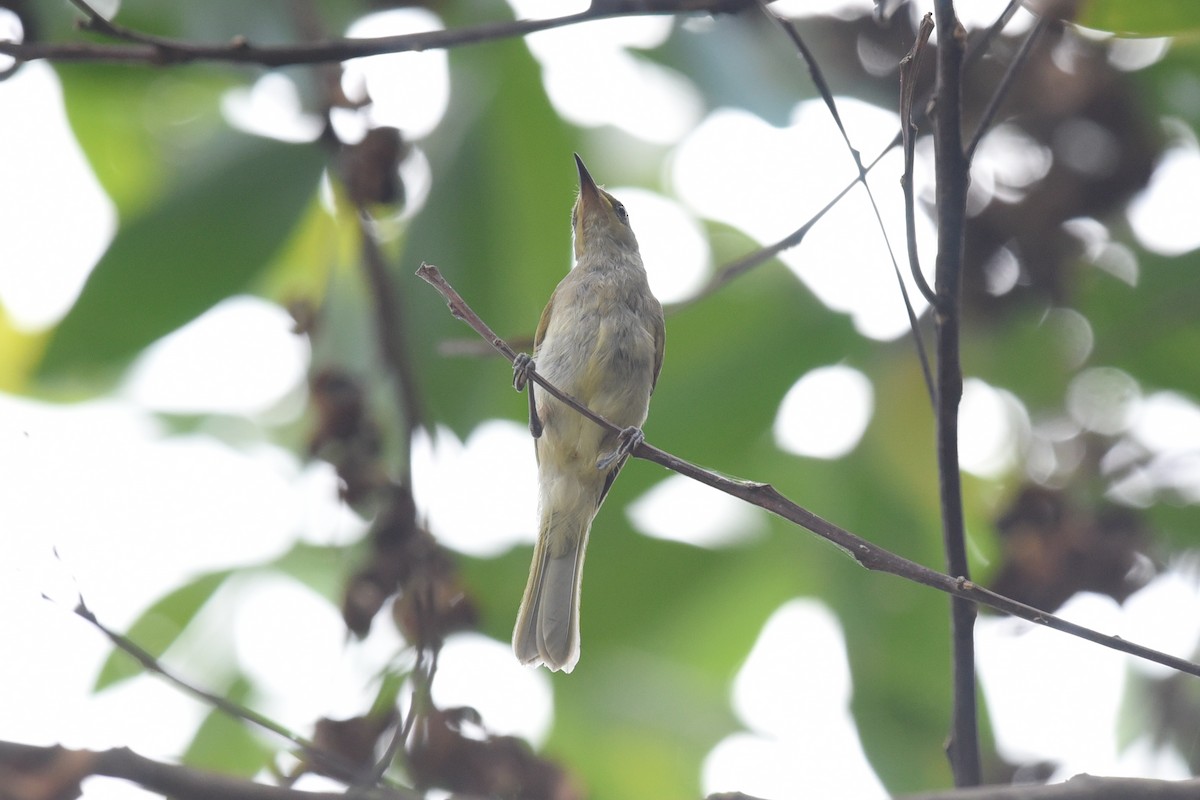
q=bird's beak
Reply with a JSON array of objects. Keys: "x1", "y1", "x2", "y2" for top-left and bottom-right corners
[{"x1": 574, "y1": 153, "x2": 604, "y2": 215}]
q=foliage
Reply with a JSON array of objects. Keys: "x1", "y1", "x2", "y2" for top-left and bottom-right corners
[{"x1": 6, "y1": 0, "x2": 1200, "y2": 798}]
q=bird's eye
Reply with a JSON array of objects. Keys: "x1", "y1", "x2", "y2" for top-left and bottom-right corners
[{"x1": 613, "y1": 201, "x2": 629, "y2": 224}]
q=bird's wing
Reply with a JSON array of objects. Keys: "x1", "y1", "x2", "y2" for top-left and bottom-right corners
[{"x1": 650, "y1": 301, "x2": 666, "y2": 394}]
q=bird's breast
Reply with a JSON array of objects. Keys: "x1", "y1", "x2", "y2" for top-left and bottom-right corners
[{"x1": 535, "y1": 269, "x2": 657, "y2": 429}]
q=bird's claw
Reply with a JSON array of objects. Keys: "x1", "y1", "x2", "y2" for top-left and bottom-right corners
[
  {"x1": 512, "y1": 354, "x2": 543, "y2": 438},
  {"x1": 512, "y1": 353, "x2": 535, "y2": 392},
  {"x1": 597, "y1": 426, "x2": 643, "y2": 471}
]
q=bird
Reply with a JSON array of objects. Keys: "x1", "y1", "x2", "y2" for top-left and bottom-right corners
[{"x1": 511, "y1": 154, "x2": 665, "y2": 673}]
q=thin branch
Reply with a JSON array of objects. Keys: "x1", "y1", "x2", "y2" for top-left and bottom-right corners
[
  {"x1": 0, "y1": 740, "x2": 417, "y2": 800},
  {"x1": 897, "y1": 774, "x2": 1200, "y2": 800},
  {"x1": 681, "y1": 132, "x2": 901, "y2": 308},
  {"x1": 899, "y1": 14, "x2": 937, "y2": 307},
  {"x1": 416, "y1": 262, "x2": 1200, "y2": 681},
  {"x1": 62, "y1": 595, "x2": 368, "y2": 785},
  {"x1": 684, "y1": 1, "x2": 1034, "y2": 304},
  {"x1": 963, "y1": 14, "x2": 1050, "y2": 165},
  {"x1": 931, "y1": 0, "x2": 979, "y2": 786},
  {"x1": 358, "y1": 216, "x2": 425, "y2": 481},
  {"x1": 753, "y1": 0, "x2": 934, "y2": 404},
  {"x1": 963, "y1": 0, "x2": 1025, "y2": 72},
  {"x1": 67, "y1": 0, "x2": 179, "y2": 48},
  {"x1": 0, "y1": 0, "x2": 752, "y2": 66}
]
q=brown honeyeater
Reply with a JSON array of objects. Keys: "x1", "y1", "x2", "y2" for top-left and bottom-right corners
[{"x1": 512, "y1": 155, "x2": 665, "y2": 673}]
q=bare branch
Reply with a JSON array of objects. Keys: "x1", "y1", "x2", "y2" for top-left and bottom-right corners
[
  {"x1": 897, "y1": 774, "x2": 1200, "y2": 800},
  {"x1": 0, "y1": 739, "x2": 417, "y2": 800},
  {"x1": 683, "y1": 0, "x2": 1043, "y2": 304},
  {"x1": 681, "y1": 134, "x2": 900, "y2": 306},
  {"x1": 752, "y1": 1, "x2": 935, "y2": 404},
  {"x1": 358, "y1": 215, "x2": 426, "y2": 479},
  {"x1": 416, "y1": 262, "x2": 1200, "y2": 681},
  {"x1": 62, "y1": 595, "x2": 369, "y2": 785},
  {"x1": 899, "y1": 13, "x2": 937, "y2": 307},
  {"x1": 964, "y1": 14, "x2": 1051, "y2": 165},
  {"x1": 0, "y1": 0, "x2": 752, "y2": 67},
  {"x1": 930, "y1": 0, "x2": 980, "y2": 785}
]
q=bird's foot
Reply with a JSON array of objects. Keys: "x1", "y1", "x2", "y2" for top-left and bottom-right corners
[
  {"x1": 512, "y1": 354, "x2": 543, "y2": 438},
  {"x1": 597, "y1": 426, "x2": 644, "y2": 471},
  {"x1": 512, "y1": 353, "x2": 535, "y2": 391}
]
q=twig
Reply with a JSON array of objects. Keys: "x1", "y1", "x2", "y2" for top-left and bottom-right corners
[
  {"x1": 963, "y1": 0, "x2": 1025, "y2": 73},
  {"x1": 963, "y1": 14, "x2": 1050, "y2": 164},
  {"x1": 897, "y1": 774, "x2": 1200, "y2": 800},
  {"x1": 752, "y1": 0, "x2": 934, "y2": 404},
  {"x1": 0, "y1": 0, "x2": 752, "y2": 66},
  {"x1": 62, "y1": 595, "x2": 367, "y2": 785},
  {"x1": 899, "y1": 14, "x2": 937, "y2": 308},
  {"x1": 67, "y1": 0, "x2": 180, "y2": 48},
  {"x1": 684, "y1": 1, "x2": 1036, "y2": 304},
  {"x1": 930, "y1": 0, "x2": 979, "y2": 786},
  {"x1": 0, "y1": 740, "x2": 417, "y2": 800},
  {"x1": 415, "y1": 262, "x2": 1200, "y2": 681},
  {"x1": 368, "y1": 639, "x2": 438, "y2": 784},
  {"x1": 682, "y1": 133, "x2": 902, "y2": 307},
  {"x1": 358, "y1": 216, "x2": 425, "y2": 479}
]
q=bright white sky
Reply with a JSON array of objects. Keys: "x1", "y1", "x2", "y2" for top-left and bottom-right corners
[{"x1": 2, "y1": 1, "x2": 1200, "y2": 797}]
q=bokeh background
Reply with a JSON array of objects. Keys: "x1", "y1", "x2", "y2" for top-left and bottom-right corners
[{"x1": 3, "y1": 0, "x2": 1200, "y2": 797}]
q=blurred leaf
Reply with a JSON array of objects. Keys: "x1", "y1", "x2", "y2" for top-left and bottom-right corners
[
  {"x1": 21, "y1": 1, "x2": 85, "y2": 44},
  {"x1": 94, "y1": 571, "x2": 230, "y2": 691},
  {"x1": 1077, "y1": 250, "x2": 1200, "y2": 397},
  {"x1": 96, "y1": 0, "x2": 344, "y2": 43},
  {"x1": 37, "y1": 134, "x2": 326, "y2": 387},
  {"x1": 0, "y1": 306, "x2": 47, "y2": 393},
  {"x1": 401, "y1": 35, "x2": 576, "y2": 435},
  {"x1": 1079, "y1": 2, "x2": 1200, "y2": 37},
  {"x1": 183, "y1": 676, "x2": 275, "y2": 775},
  {"x1": 810, "y1": 367, "x2": 955, "y2": 792},
  {"x1": 652, "y1": 14, "x2": 812, "y2": 127},
  {"x1": 268, "y1": 541, "x2": 354, "y2": 605},
  {"x1": 962, "y1": 305, "x2": 1083, "y2": 412},
  {"x1": 654, "y1": 259, "x2": 868, "y2": 476},
  {"x1": 257, "y1": 196, "x2": 346, "y2": 307},
  {"x1": 55, "y1": 63, "x2": 239, "y2": 215}
]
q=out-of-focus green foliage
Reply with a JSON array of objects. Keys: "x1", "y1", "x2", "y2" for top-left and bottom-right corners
[
  {"x1": 13, "y1": 0, "x2": 1200, "y2": 796},
  {"x1": 184, "y1": 677, "x2": 276, "y2": 776},
  {"x1": 1080, "y1": 1, "x2": 1200, "y2": 37},
  {"x1": 37, "y1": 131, "x2": 324, "y2": 387},
  {"x1": 94, "y1": 571, "x2": 231, "y2": 691}
]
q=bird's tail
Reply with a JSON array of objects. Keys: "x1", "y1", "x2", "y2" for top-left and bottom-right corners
[{"x1": 513, "y1": 508, "x2": 592, "y2": 673}]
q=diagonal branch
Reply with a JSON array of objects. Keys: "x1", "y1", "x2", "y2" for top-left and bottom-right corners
[
  {"x1": 681, "y1": 134, "x2": 901, "y2": 307},
  {"x1": 681, "y1": 2, "x2": 1043, "y2": 305},
  {"x1": 62, "y1": 595, "x2": 371, "y2": 786},
  {"x1": 753, "y1": 0, "x2": 934, "y2": 404},
  {"x1": 0, "y1": 0, "x2": 752, "y2": 66},
  {"x1": 416, "y1": 262, "x2": 1200, "y2": 681},
  {"x1": 963, "y1": 13, "x2": 1050, "y2": 165}
]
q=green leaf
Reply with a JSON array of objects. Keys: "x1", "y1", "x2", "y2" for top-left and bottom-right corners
[
  {"x1": 1077, "y1": 248, "x2": 1200, "y2": 397},
  {"x1": 268, "y1": 541, "x2": 354, "y2": 605},
  {"x1": 37, "y1": 134, "x2": 326, "y2": 386},
  {"x1": 401, "y1": 34, "x2": 577, "y2": 435},
  {"x1": 1079, "y1": 1, "x2": 1200, "y2": 37},
  {"x1": 183, "y1": 676, "x2": 276, "y2": 775},
  {"x1": 94, "y1": 571, "x2": 230, "y2": 691},
  {"x1": 55, "y1": 63, "x2": 238, "y2": 215}
]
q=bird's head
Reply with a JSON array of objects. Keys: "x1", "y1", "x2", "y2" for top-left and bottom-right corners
[{"x1": 571, "y1": 153, "x2": 638, "y2": 260}]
